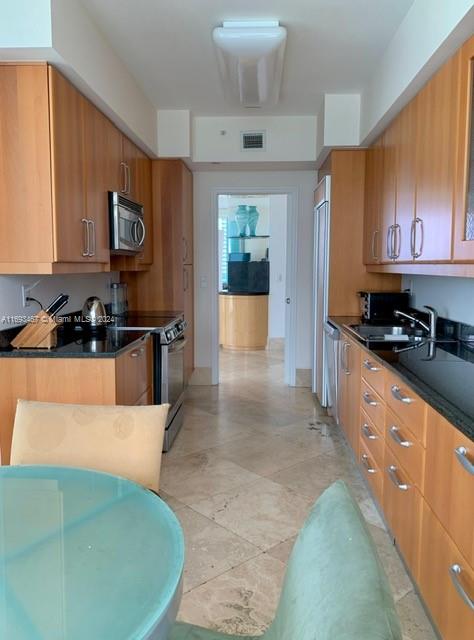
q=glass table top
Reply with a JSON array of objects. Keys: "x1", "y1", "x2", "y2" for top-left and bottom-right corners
[{"x1": 0, "y1": 465, "x2": 184, "y2": 639}]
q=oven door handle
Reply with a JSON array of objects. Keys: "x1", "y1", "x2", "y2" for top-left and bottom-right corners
[{"x1": 167, "y1": 337, "x2": 187, "y2": 353}]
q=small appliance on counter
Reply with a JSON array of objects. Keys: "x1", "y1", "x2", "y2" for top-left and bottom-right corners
[
  {"x1": 110, "y1": 283, "x2": 128, "y2": 316},
  {"x1": 358, "y1": 291, "x2": 410, "y2": 323}
]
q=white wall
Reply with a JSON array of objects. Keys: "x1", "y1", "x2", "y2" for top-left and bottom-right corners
[
  {"x1": 192, "y1": 116, "x2": 317, "y2": 163},
  {"x1": 268, "y1": 195, "x2": 287, "y2": 339},
  {"x1": 194, "y1": 170, "x2": 317, "y2": 373},
  {"x1": 157, "y1": 110, "x2": 191, "y2": 158},
  {"x1": 403, "y1": 274, "x2": 474, "y2": 325},
  {"x1": 0, "y1": 0, "x2": 51, "y2": 47},
  {"x1": 0, "y1": 273, "x2": 118, "y2": 328}
]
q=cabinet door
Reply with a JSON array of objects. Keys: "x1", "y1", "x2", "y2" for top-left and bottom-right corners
[
  {"x1": 337, "y1": 339, "x2": 350, "y2": 440},
  {"x1": 363, "y1": 138, "x2": 384, "y2": 264},
  {"x1": 419, "y1": 502, "x2": 474, "y2": 640},
  {"x1": 83, "y1": 100, "x2": 122, "y2": 263},
  {"x1": 135, "y1": 149, "x2": 153, "y2": 266},
  {"x1": 0, "y1": 64, "x2": 54, "y2": 265},
  {"x1": 122, "y1": 136, "x2": 140, "y2": 200},
  {"x1": 115, "y1": 337, "x2": 152, "y2": 405},
  {"x1": 453, "y1": 35, "x2": 474, "y2": 261},
  {"x1": 383, "y1": 446, "x2": 423, "y2": 579},
  {"x1": 424, "y1": 409, "x2": 474, "y2": 566},
  {"x1": 380, "y1": 123, "x2": 397, "y2": 262},
  {"x1": 49, "y1": 67, "x2": 88, "y2": 262},
  {"x1": 338, "y1": 337, "x2": 361, "y2": 453},
  {"x1": 395, "y1": 98, "x2": 417, "y2": 262},
  {"x1": 183, "y1": 264, "x2": 194, "y2": 384},
  {"x1": 182, "y1": 165, "x2": 193, "y2": 265},
  {"x1": 415, "y1": 51, "x2": 460, "y2": 261}
]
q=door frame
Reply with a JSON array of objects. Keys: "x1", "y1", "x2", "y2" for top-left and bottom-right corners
[{"x1": 210, "y1": 186, "x2": 299, "y2": 386}]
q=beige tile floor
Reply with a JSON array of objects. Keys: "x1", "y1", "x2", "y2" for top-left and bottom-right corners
[{"x1": 161, "y1": 346, "x2": 438, "y2": 639}]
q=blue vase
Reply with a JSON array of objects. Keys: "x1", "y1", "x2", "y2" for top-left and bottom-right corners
[
  {"x1": 247, "y1": 205, "x2": 260, "y2": 236},
  {"x1": 235, "y1": 205, "x2": 249, "y2": 237}
]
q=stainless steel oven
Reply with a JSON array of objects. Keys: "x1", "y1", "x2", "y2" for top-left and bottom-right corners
[{"x1": 109, "y1": 191, "x2": 146, "y2": 254}]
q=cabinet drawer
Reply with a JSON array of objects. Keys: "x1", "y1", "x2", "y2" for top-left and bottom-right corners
[
  {"x1": 419, "y1": 502, "x2": 474, "y2": 640},
  {"x1": 425, "y1": 409, "x2": 474, "y2": 566},
  {"x1": 360, "y1": 408, "x2": 384, "y2": 469},
  {"x1": 385, "y1": 409, "x2": 425, "y2": 491},
  {"x1": 385, "y1": 370, "x2": 427, "y2": 445},
  {"x1": 360, "y1": 354, "x2": 384, "y2": 396},
  {"x1": 383, "y1": 446, "x2": 423, "y2": 579},
  {"x1": 360, "y1": 378, "x2": 385, "y2": 431},
  {"x1": 359, "y1": 438, "x2": 383, "y2": 506},
  {"x1": 115, "y1": 337, "x2": 152, "y2": 405}
]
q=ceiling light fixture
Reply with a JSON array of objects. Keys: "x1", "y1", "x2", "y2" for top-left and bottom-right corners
[{"x1": 212, "y1": 20, "x2": 287, "y2": 108}]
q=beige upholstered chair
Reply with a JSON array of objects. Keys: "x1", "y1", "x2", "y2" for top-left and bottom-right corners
[{"x1": 10, "y1": 399, "x2": 170, "y2": 493}]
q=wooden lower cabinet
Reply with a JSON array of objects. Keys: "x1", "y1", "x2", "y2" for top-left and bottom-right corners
[
  {"x1": 338, "y1": 336, "x2": 362, "y2": 455},
  {"x1": 0, "y1": 336, "x2": 152, "y2": 464},
  {"x1": 219, "y1": 294, "x2": 269, "y2": 351},
  {"x1": 385, "y1": 368, "x2": 427, "y2": 445},
  {"x1": 385, "y1": 408, "x2": 425, "y2": 491},
  {"x1": 360, "y1": 377, "x2": 385, "y2": 432},
  {"x1": 419, "y1": 502, "x2": 474, "y2": 640},
  {"x1": 359, "y1": 436, "x2": 384, "y2": 506},
  {"x1": 424, "y1": 409, "x2": 474, "y2": 566},
  {"x1": 383, "y1": 446, "x2": 423, "y2": 580}
]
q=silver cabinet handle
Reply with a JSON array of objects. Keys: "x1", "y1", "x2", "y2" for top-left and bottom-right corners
[
  {"x1": 387, "y1": 465, "x2": 409, "y2": 491},
  {"x1": 392, "y1": 223, "x2": 401, "y2": 260},
  {"x1": 363, "y1": 359, "x2": 381, "y2": 372},
  {"x1": 389, "y1": 425, "x2": 412, "y2": 448},
  {"x1": 454, "y1": 446, "x2": 474, "y2": 475},
  {"x1": 449, "y1": 564, "x2": 474, "y2": 610},
  {"x1": 410, "y1": 219, "x2": 416, "y2": 258},
  {"x1": 183, "y1": 237, "x2": 188, "y2": 263},
  {"x1": 81, "y1": 218, "x2": 90, "y2": 257},
  {"x1": 414, "y1": 217, "x2": 424, "y2": 258},
  {"x1": 120, "y1": 162, "x2": 127, "y2": 194},
  {"x1": 371, "y1": 229, "x2": 379, "y2": 261},
  {"x1": 126, "y1": 163, "x2": 131, "y2": 195},
  {"x1": 183, "y1": 268, "x2": 189, "y2": 292},
  {"x1": 88, "y1": 220, "x2": 96, "y2": 257},
  {"x1": 130, "y1": 347, "x2": 145, "y2": 358},
  {"x1": 386, "y1": 226, "x2": 394, "y2": 260},
  {"x1": 342, "y1": 342, "x2": 350, "y2": 375},
  {"x1": 362, "y1": 423, "x2": 378, "y2": 440},
  {"x1": 136, "y1": 217, "x2": 146, "y2": 247},
  {"x1": 391, "y1": 384, "x2": 413, "y2": 404},
  {"x1": 363, "y1": 391, "x2": 377, "y2": 407},
  {"x1": 387, "y1": 464, "x2": 410, "y2": 491},
  {"x1": 361, "y1": 454, "x2": 377, "y2": 474}
]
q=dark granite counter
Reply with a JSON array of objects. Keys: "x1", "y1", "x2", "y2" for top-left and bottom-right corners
[
  {"x1": 329, "y1": 316, "x2": 474, "y2": 442},
  {"x1": 0, "y1": 327, "x2": 150, "y2": 359}
]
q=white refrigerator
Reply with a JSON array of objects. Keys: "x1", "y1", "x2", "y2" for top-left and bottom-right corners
[{"x1": 312, "y1": 175, "x2": 339, "y2": 418}]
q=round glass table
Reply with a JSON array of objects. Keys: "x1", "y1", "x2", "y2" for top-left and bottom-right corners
[{"x1": 0, "y1": 465, "x2": 184, "y2": 639}]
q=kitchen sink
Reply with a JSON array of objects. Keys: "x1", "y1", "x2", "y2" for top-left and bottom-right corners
[{"x1": 345, "y1": 324, "x2": 425, "y2": 344}]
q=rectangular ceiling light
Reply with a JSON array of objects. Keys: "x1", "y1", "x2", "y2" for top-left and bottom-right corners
[{"x1": 212, "y1": 21, "x2": 287, "y2": 108}]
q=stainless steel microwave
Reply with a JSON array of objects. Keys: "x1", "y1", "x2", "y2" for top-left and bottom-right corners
[{"x1": 109, "y1": 192, "x2": 146, "y2": 254}]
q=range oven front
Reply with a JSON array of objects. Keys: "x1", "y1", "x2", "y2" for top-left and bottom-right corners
[{"x1": 154, "y1": 332, "x2": 187, "y2": 451}]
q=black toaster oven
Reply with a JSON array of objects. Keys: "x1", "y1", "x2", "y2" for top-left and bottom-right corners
[{"x1": 358, "y1": 291, "x2": 410, "y2": 323}]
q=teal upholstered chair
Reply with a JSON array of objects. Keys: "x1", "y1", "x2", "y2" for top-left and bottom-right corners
[{"x1": 171, "y1": 480, "x2": 402, "y2": 640}]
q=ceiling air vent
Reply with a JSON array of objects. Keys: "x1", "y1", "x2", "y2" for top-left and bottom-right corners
[{"x1": 241, "y1": 131, "x2": 266, "y2": 151}]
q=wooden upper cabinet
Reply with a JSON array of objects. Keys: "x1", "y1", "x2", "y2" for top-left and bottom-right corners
[
  {"x1": 414, "y1": 50, "x2": 461, "y2": 262},
  {"x1": 380, "y1": 124, "x2": 397, "y2": 262},
  {"x1": 395, "y1": 97, "x2": 417, "y2": 262},
  {"x1": 0, "y1": 64, "x2": 54, "y2": 266},
  {"x1": 454, "y1": 35, "x2": 474, "y2": 261},
  {"x1": 182, "y1": 165, "x2": 193, "y2": 265},
  {"x1": 135, "y1": 148, "x2": 153, "y2": 266},
  {"x1": 83, "y1": 98, "x2": 122, "y2": 264},
  {"x1": 363, "y1": 138, "x2": 384, "y2": 264}
]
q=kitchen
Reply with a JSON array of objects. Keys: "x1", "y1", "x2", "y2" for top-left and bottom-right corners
[{"x1": 0, "y1": 2, "x2": 473, "y2": 639}]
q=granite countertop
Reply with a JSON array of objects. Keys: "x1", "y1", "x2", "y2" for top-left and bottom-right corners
[
  {"x1": 0, "y1": 327, "x2": 150, "y2": 359},
  {"x1": 329, "y1": 316, "x2": 474, "y2": 442}
]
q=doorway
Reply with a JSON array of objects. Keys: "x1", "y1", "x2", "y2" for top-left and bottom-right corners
[{"x1": 210, "y1": 189, "x2": 297, "y2": 386}]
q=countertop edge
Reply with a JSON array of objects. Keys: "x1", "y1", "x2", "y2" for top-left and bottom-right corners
[{"x1": 329, "y1": 316, "x2": 474, "y2": 443}]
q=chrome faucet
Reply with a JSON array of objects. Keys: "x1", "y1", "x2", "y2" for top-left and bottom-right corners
[{"x1": 394, "y1": 305, "x2": 438, "y2": 340}]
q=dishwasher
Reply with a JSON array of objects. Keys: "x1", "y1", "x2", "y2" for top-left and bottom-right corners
[{"x1": 323, "y1": 321, "x2": 340, "y2": 422}]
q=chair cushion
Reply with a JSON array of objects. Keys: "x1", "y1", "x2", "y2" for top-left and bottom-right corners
[
  {"x1": 267, "y1": 480, "x2": 402, "y2": 640},
  {"x1": 10, "y1": 400, "x2": 169, "y2": 492}
]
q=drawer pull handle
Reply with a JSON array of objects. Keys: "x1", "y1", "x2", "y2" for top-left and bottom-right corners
[
  {"x1": 363, "y1": 359, "x2": 381, "y2": 372},
  {"x1": 387, "y1": 465, "x2": 409, "y2": 491},
  {"x1": 362, "y1": 423, "x2": 378, "y2": 440},
  {"x1": 361, "y1": 454, "x2": 377, "y2": 474},
  {"x1": 449, "y1": 564, "x2": 474, "y2": 611},
  {"x1": 455, "y1": 446, "x2": 474, "y2": 475},
  {"x1": 363, "y1": 392, "x2": 377, "y2": 407},
  {"x1": 391, "y1": 385, "x2": 413, "y2": 404},
  {"x1": 389, "y1": 426, "x2": 413, "y2": 448},
  {"x1": 130, "y1": 349, "x2": 143, "y2": 358}
]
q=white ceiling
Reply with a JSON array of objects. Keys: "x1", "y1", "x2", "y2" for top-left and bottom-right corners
[{"x1": 80, "y1": 0, "x2": 414, "y2": 116}]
